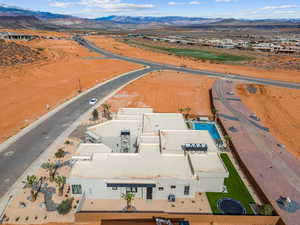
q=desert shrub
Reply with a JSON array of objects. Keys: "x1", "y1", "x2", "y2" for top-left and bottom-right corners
[
  {"x1": 65, "y1": 140, "x2": 71, "y2": 145},
  {"x1": 57, "y1": 198, "x2": 74, "y2": 215},
  {"x1": 259, "y1": 204, "x2": 274, "y2": 216},
  {"x1": 55, "y1": 149, "x2": 65, "y2": 158}
]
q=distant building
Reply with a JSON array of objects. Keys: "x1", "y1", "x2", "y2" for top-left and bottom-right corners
[{"x1": 68, "y1": 108, "x2": 228, "y2": 201}]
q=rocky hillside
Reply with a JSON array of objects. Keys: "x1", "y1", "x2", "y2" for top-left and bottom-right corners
[{"x1": 0, "y1": 39, "x2": 46, "y2": 66}]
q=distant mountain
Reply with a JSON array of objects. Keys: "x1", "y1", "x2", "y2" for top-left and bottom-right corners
[
  {"x1": 0, "y1": 5, "x2": 299, "y2": 30},
  {"x1": 0, "y1": 5, "x2": 73, "y2": 19},
  {"x1": 95, "y1": 16, "x2": 222, "y2": 25}
]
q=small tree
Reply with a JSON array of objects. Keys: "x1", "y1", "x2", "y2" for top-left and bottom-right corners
[
  {"x1": 42, "y1": 162, "x2": 57, "y2": 182},
  {"x1": 55, "y1": 149, "x2": 65, "y2": 158},
  {"x1": 54, "y1": 176, "x2": 66, "y2": 196},
  {"x1": 102, "y1": 103, "x2": 111, "y2": 120},
  {"x1": 122, "y1": 192, "x2": 135, "y2": 210},
  {"x1": 25, "y1": 175, "x2": 38, "y2": 202},
  {"x1": 259, "y1": 204, "x2": 274, "y2": 216},
  {"x1": 57, "y1": 198, "x2": 74, "y2": 215},
  {"x1": 92, "y1": 109, "x2": 99, "y2": 120},
  {"x1": 178, "y1": 108, "x2": 184, "y2": 113}
]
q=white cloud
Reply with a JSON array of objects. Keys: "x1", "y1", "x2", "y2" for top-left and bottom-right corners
[
  {"x1": 215, "y1": 0, "x2": 233, "y2": 2},
  {"x1": 261, "y1": 5, "x2": 297, "y2": 10},
  {"x1": 168, "y1": 1, "x2": 177, "y2": 5},
  {"x1": 189, "y1": 1, "x2": 201, "y2": 5},
  {"x1": 78, "y1": 0, "x2": 154, "y2": 12},
  {"x1": 49, "y1": 1, "x2": 73, "y2": 8}
]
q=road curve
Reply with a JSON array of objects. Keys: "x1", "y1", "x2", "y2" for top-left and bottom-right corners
[
  {"x1": 0, "y1": 67, "x2": 154, "y2": 198},
  {"x1": 75, "y1": 36, "x2": 300, "y2": 90}
]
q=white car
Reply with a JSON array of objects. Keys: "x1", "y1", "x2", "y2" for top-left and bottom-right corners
[{"x1": 89, "y1": 98, "x2": 98, "y2": 105}]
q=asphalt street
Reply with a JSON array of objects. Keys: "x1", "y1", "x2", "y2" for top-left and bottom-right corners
[{"x1": 0, "y1": 66, "x2": 154, "y2": 197}]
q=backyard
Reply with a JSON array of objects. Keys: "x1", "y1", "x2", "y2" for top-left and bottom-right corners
[{"x1": 206, "y1": 153, "x2": 255, "y2": 214}]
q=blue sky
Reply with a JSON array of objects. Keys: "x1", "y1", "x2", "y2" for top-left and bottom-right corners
[{"x1": 1, "y1": 0, "x2": 300, "y2": 19}]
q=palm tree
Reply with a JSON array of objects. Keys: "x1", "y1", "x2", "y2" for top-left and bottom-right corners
[
  {"x1": 42, "y1": 162, "x2": 57, "y2": 182},
  {"x1": 54, "y1": 176, "x2": 66, "y2": 196},
  {"x1": 102, "y1": 103, "x2": 111, "y2": 119},
  {"x1": 215, "y1": 138, "x2": 223, "y2": 149},
  {"x1": 25, "y1": 175, "x2": 38, "y2": 201},
  {"x1": 184, "y1": 107, "x2": 192, "y2": 119},
  {"x1": 224, "y1": 135, "x2": 231, "y2": 151},
  {"x1": 122, "y1": 192, "x2": 135, "y2": 210},
  {"x1": 212, "y1": 108, "x2": 218, "y2": 121}
]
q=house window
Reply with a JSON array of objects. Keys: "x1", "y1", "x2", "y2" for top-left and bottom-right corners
[
  {"x1": 72, "y1": 184, "x2": 82, "y2": 194},
  {"x1": 112, "y1": 187, "x2": 118, "y2": 190},
  {"x1": 171, "y1": 185, "x2": 176, "y2": 189},
  {"x1": 126, "y1": 187, "x2": 138, "y2": 193},
  {"x1": 158, "y1": 187, "x2": 164, "y2": 191},
  {"x1": 184, "y1": 186, "x2": 190, "y2": 195}
]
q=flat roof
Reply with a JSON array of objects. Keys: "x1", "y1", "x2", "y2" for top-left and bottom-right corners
[
  {"x1": 160, "y1": 130, "x2": 218, "y2": 154},
  {"x1": 70, "y1": 153, "x2": 194, "y2": 180},
  {"x1": 189, "y1": 153, "x2": 228, "y2": 178},
  {"x1": 89, "y1": 120, "x2": 141, "y2": 137},
  {"x1": 143, "y1": 113, "x2": 187, "y2": 134}
]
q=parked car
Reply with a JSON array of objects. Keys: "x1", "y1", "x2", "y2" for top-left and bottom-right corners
[{"x1": 89, "y1": 98, "x2": 98, "y2": 105}]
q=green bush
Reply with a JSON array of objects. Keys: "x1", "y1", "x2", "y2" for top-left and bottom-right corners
[
  {"x1": 259, "y1": 204, "x2": 274, "y2": 216},
  {"x1": 57, "y1": 198, "x2": 73, "y2": 215},
  {"x1": 55, "y1": 149, "x2": 65, "y2": 158}
]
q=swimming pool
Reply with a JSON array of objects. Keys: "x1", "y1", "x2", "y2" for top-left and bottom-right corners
[{"x1": 194, "y1": 122, "x2": 222, "y2": 140}]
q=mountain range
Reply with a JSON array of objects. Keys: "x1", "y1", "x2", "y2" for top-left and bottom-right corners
[{"x1": 0, "y1": 5, "x2": 299, "y2": 30}]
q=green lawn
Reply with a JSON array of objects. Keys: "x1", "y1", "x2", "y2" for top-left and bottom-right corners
[
  {"x1": 126, "y1": 40, "x2": 253, "y2": 62},
  {"x1": 206, "y1": 153, "x2": 255, "y2": 214}
]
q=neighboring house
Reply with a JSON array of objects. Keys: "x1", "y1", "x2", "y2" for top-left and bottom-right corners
[{"x1": 68, "y1": 108, "x2": 229, "y2": 201}]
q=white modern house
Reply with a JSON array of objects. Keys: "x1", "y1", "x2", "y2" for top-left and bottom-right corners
[{"x1": 68, "y1": 108, "x2": 228, "y2": 201}]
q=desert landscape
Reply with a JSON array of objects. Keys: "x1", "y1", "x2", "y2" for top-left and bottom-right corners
[
  {"x1": 104, "y1": 70, "x2": 215, "y2": 117},
  {"x1": 237, "y1": 84, "x2": 300, "y2": 160},
  {"x1": 86, "y1": 35, "x2": 300, "y2": 83},
  {"x1": 0, "y1": 33, "x2": 141, "y2": 142}
]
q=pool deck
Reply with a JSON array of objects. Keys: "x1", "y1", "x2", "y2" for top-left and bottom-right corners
[{"x1": 212, "y1": 79, "x2": 300, "y2": 225}]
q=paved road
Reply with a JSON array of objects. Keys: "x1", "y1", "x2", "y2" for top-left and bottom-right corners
[
  {"x1": 0, "y1": 67, "x2": 154, "y2": 197},
  {"x1": 75, "y1": 36, "x2": 300, "y2": 90}
]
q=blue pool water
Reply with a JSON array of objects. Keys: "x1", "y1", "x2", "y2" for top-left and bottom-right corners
[{"x1": 194, "y1": 123, "x2": 221, "y2": 140}]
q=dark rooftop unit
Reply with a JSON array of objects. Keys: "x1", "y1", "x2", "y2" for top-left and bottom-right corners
[{"x1": 183, "y1": 143, "x2": 208, "y2": 152}]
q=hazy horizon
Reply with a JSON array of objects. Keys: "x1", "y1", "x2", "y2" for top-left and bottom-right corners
[{"x1": 0, "y1": 0, "x2": 299, "y2": 19}]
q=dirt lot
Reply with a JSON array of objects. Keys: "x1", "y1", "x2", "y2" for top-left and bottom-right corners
[
  {"x1": 105, "y1": 70, "x2": 215, "y2": 116},
  {"x1": 237, "y1": 84, "x2": 300, "y2": 160},
  {"x1": 0, "y1": 37, "x2": 141, "y2": 143},
  {"x1": 86, "y1": 35, "x2": 300, "y2": 83}
]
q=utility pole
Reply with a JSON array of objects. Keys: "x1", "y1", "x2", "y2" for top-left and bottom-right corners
[{"x1": 78, "y1": 79, "x2": 82, "y2": 93}]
